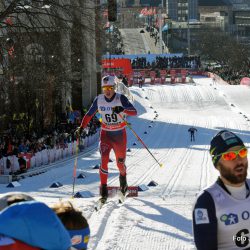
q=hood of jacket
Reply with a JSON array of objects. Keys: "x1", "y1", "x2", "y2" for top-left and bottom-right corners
[{"x1": 0, "y1": 201, "x2": 71, "y2": 250}]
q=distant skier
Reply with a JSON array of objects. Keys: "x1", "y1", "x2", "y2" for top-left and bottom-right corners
[
  {"x1": 188, "y1": 127, "x2": 197, "y2": 142},
  {"x1": 138, "y1": 76, "x2": 143, "y2": 88},
  {"x1": 212, "y1": 76, "x2": 216, "y2": 85},
  {"x1": 75, "y1": 75, "x2": 137, "y2": 205}
]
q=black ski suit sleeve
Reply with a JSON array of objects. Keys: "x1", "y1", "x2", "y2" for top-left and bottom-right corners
[{"x1": 192, "y1": 191, "x2": 217, "y2": 250}]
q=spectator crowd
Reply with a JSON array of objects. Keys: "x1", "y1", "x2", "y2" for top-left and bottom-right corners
[
  {"x1": 211, "y1": 66, "x2": 250, "y2": 85},
  {"x1": 146, "y1": 25, "x2": 160, "y2": 47},
  {"x1": 0, "y1": 115, "x2": 100, "y2": 174},
  {"x1": 131, "y1": 55, "x2": 201, "y2": 70}
]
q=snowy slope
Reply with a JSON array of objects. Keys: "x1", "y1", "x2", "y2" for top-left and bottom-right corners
[{"x1": 1, "y1": 77, "x2": 250, "y2": 250}]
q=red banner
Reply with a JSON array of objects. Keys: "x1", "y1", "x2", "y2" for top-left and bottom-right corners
[
  {"x1": 18, "y1": 153, "x2": 33, "y2": 169},
  {"x1": 170, "y1": 70, "x2": 176, "y2": 83},
  {"x1": 181, "y1": 69, "x2": 187, "y2": 83},
  {"x1": 100, "y1": 186, "x2": 138, "y2": 197},
  {"x1": 140, "y1": 71, "x2": 146, "y2": 77},
  {"x1": 160, "y1": 70, "x2": 166, "y2": 84},
  {"x1": 160, "y1": 70, "x2": 166, "y2": 76},
  {"x1": 240, "y1": 77, "x2": 250, "y2": 85},
  {"x1": 102, "y1": 58, "x2": 132, "y2": 76},
  {"x1": 150, "y1": 71, "x2": 156, "y2": 84},
  {"x1": 140, "y1": 7, "x2": 156, "y2": 16}
]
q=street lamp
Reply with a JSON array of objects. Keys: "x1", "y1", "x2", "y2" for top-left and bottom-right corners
[
  {"x1": 187, "y1": 1, "x2": 190, "y2": 56},
  {"x1": 159, "y1": 5, "x2": 163, "y2": 54},
  {"x1": 187, "y1": 18, "x2": 190, "y2": 56},
  {"x1": 158, "y1": 0, "x2": 168, "y2": 54}
]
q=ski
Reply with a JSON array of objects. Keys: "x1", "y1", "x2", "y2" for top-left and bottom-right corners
[
  {"x1": 118, "y1": 190, "x2": 129, "y2": 204},
  {"x1": 94, "y1": 198, "x2": 108, "y2": 211},
  {"x1": 94, "y1": 193, "x2": 127, "y2": 211},
  {"x1": 94, "y1": 186, "x2": 138, "y2": 211}
]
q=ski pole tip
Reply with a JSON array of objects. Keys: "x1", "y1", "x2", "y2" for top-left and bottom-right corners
[{"x1": 160, "y1": 163, "x2": 164, "y2": 168}]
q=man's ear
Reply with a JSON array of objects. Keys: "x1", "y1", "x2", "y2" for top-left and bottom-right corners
[{"x1": 215, "y1": 162, "x2": 221, "y2": 171}]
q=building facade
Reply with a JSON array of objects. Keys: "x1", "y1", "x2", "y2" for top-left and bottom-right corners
[
  {"x1": 199, "y1": 0, "x2": 250, "y2": 41},
  {"x1": 167, "y1": 0, "x2": 198, "y2": 21}
]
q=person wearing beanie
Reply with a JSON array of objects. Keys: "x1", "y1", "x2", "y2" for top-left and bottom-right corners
[
  {"x1": 192, "y1": 130, "x2": 249, "y2": 250},
  {"x1": 75, "y1": 75, "x2": 137, "y2": 207}
]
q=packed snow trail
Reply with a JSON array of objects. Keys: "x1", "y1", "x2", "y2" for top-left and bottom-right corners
[{"x1": 1, "y1": 77, "x2": 250, "y2": 250}]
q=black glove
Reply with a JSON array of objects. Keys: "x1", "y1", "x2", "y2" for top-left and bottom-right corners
[
  {"x1": 112, "y1": 106, "x2": 124, "y2": 114},
  {"x1": 75, "y1": 127, "x2": 83, "y2": 137}
]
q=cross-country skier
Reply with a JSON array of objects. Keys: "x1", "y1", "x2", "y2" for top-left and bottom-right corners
[
  {"x1": 188, "y1": 127, "x2": 197, "y2": 142},
  {"x1": 192, "y1": 130, "x2": 250, "y2": 250},
  {"x1": 75, "y1": 75, "x2": 137, "y2": 205}
]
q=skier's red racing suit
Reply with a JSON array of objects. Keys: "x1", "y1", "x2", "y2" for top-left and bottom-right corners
[{"x1": 80, "y1": 92, "x2": 137, "y2": 185}]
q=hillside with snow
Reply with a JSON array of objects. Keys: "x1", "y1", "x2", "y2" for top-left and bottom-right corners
[{"x1": 1, "y1": 76, "x2": 250, "y2": 250}]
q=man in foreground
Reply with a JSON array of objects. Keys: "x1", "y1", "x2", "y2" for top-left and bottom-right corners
[{"x1": 193, "y1": 130, "x2": 250, "y2": 250}]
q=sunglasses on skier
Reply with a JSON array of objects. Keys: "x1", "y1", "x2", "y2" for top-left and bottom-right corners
[
  {"x1": 102, "y1": 86, "x2": 114, "y2": 91},
  {"x1": 216, "y1": 147, "x2": 248, "y2": 161}
]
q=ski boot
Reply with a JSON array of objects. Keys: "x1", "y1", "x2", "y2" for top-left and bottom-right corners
[
  {"x1": 95, "y1": 184, "x2": 108, "y2": 211},
  {"x1": 119, "y1": 175, "x2": 128, "y2": 203},
  {"x1": 100, "y1": 184, "x2": 108, "y2": 204}
]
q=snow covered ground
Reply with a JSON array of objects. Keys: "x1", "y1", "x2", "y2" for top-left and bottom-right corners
[{"x1": 1, "y1": 76, "x2": 250, "y2": 250}]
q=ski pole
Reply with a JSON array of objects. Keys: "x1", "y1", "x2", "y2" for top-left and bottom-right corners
[
  {"x1": 72, "y1": 137, "x2": 79, "y2": 197},
  {"x1": 118, "y1": 113, "x2": 163, "y2": 168}
]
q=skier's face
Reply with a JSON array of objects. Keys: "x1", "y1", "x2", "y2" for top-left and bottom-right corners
[
  {"x1": 102, "y1": 86, "x2": 115, "y2": 99},
  {"x1": 217, "y1": 146, "x2": 248, "y2": 186}
]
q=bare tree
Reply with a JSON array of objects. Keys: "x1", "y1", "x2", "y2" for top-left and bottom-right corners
[
  {"x1": 0, "y1": 0, "x2": 100, "y2": 136},
  {"x1": 194, "y1": 27, "x2": 249, "y2": 72}
]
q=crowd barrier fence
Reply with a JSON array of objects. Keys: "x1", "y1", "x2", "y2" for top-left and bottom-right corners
[{"x1": 0, "y1": 132, "x2": 99, "y2": 175}]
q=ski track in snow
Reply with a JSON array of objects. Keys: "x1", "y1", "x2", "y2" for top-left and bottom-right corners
[{"x1": 1, "y1": 77, "x2": 250, "y2": 250}]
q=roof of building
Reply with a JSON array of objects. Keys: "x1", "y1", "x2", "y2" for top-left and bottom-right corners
[{"x1": 199, "y1": 0, "x2": 232, "y2": 6}]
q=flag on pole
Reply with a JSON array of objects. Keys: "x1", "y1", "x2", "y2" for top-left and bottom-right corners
[{"x1": 162, "y1": 24, "x2": 168, "y2": 32}]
